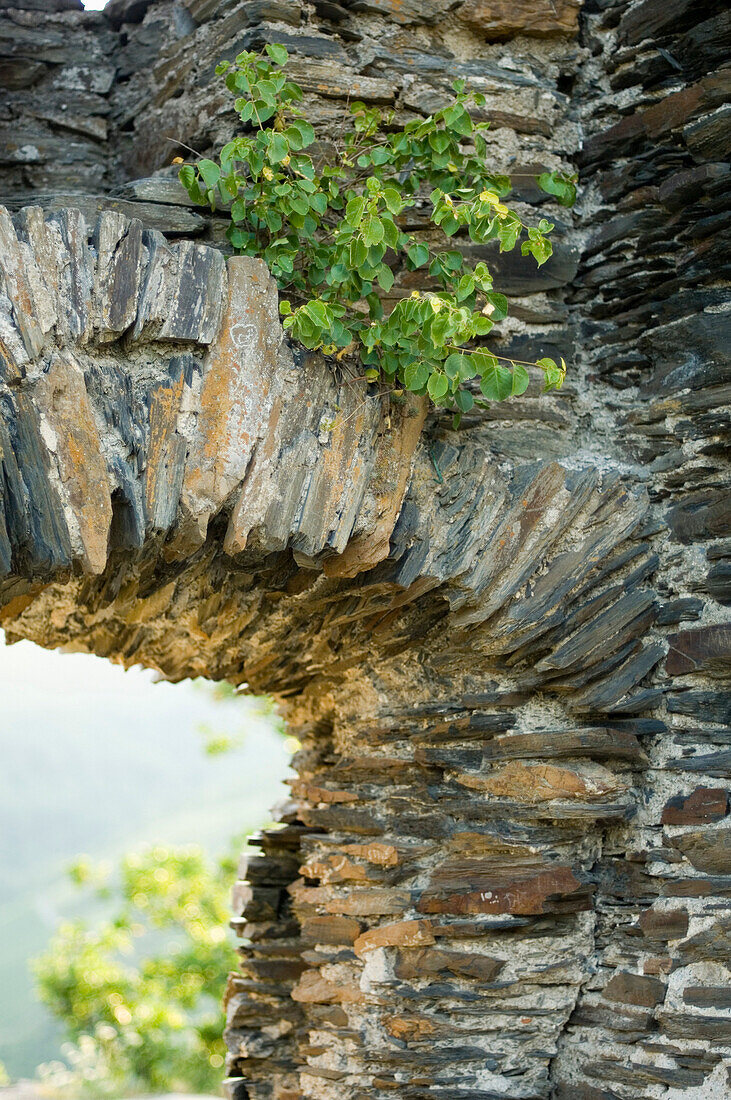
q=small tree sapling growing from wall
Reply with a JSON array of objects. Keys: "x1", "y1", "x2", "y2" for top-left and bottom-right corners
[{"x1": 179, "y1": 45, "x2": 576, "y2": 427}]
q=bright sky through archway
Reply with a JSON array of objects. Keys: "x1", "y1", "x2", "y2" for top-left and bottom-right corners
[{"x1": 0, "y1": 632, "x2": 291, "y2": 1080}]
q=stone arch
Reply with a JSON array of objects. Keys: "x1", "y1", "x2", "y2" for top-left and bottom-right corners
[
  {"x1": 1, "y1": 198, "x2": 704, "y2": 1100},
  {"x1": 1, "y1": 0, "x2": 730, "y2": 1094}
]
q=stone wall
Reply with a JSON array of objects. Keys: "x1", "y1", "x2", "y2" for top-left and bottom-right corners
[{"x1": 0, "y1": 1, "x2": 729, "y2": 1098}]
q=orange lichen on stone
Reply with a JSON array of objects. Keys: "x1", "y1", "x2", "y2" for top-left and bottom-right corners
[
  {"x1": 340, "y1": 842, "x2": 399, "y2": 867},
  {"x1": 458, "y1": 0, "x2": 580, "y2": 40},
  {"x1": 175, "y1": 255, "x2": 280, "y2": 553},
  {"x1": 291, "y1": 969, "x2": 365, "y2": 1004},
  {"x1": 418, "y1": 866, "x2": 590, "y2": 917},
  {"x1": 459, "y1": 760, "x2": 623, "y2": 802},
  {"x1": 34, "y1": 351, "x2": 112, "y2": 574},
  {"x1": 384, "y1": 1014, "x2": 437, "y2": 1041},
  {"x1": 291, "y1": 781, "x2": 359, "y2": 804},
  {"x1": 324, "y1": 888, "x2": 412, "y2": 917},
  {"x1": 353, "y1": 919, "x2": 435, "y2": 957},
  {"x1": 300, "y1": 855, "x2": 372, "y2": 884},
  {"x1": 325, "y1": 393, "x2": 427, "y2": 578}
]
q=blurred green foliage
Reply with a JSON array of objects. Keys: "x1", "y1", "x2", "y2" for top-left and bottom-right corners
[
  {"x1": 33, "y1": 843, "x2": 238, "y2": 1096},
  {"x1": 30, "y1": 683, "x2": 288, "y2": 1096}
]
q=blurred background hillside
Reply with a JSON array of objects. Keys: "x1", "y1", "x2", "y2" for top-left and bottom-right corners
[{"x1": 0, "y1": 634, "x2": 290, "y2": 1083}]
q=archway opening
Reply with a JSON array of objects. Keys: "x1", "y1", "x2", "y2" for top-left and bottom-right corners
[{"x1": 0, "y1": 631, "x2": 291, "y2": 1092}]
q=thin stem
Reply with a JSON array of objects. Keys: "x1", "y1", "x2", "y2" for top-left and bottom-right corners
[
  {"x1": 165, "y1": 136, "x2": 205, "y2": 158},
  {"x1": 444, "y1": 344, "x2": 556, "y2": 370},
  {"x1": 338, "y1": 383, "x2": 400, "y2": 426}
]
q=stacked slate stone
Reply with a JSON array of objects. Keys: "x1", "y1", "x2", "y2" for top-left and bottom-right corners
[
  {"x1": 0, "y1": 1, "x2": 729, "y2": 1099},
  {"x1": 550, "y1": 1, "x2": 731, "y2": 1095},
  {"x1": 0, "y1": 0, "x2": 114, "y2": 193}
]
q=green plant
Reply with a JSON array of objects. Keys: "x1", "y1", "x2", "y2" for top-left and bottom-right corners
[
  {"x1": 33, "y1": 845, "x2": 237, "y2": 1096},
  {"x1": 179, "y1": 45, "x2": 575, "y2": 427}
]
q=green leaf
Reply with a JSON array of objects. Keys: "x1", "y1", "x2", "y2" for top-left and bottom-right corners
[
  {"x1": 268, "y1": 133, "x2": 289, "y2": 163},
  {"x1": 427, "y1": 371, "x2": 449, "y2": 400},
  {"x1": 366, "y1": 292, "x2": 383, "y2": 320},
  {"x1": 444, "y1": 352, "x2": 465, "y2": 379},
  {"x1": 178, "y1": 164, "x2": 196, "y2": 191},
  {"x1": 220, "y1": 173, "x2": 238, "y2": 199},
  {"x1": 345, "y1": 196, "x2": 365, "y2": 226},
  {"x1": 521, "y1": 235, "x2": 553, "y2": 267},
  {"x1": 483, "y1": 292, "x2": 508, "y2": 321},
  {"x1": 407, "y1": 242, "x2": 429, "y2": 268},
  {"x1": 444, "y1": 105, "x2": 472, "y2": 137},
  {"x1": 349, "y1": 238, "x2": 368, "y2": 268},
  {"x1": 279, "y1": 300, "x2": 292, "y2": 315},
  {"x1": 456, "y1": 274, "x2": 475, "y2": 301},
  {"x1": 429, "y1": 131, "x2": 451, "y2": 154},
  {"x1": 230, "y1": 197, "x2": 248, "y2": 223},
  {"x1": 382, "y1": 187, "x2": 403, "y2": 214},
  {"x1": 476, "y1": 353, "x2": 512, "y2": 402},
  {"x1": 442, "y1": 250, "x2": 463, "y2": 272},
  {"x1": 265, "y1": 43, "x2": 288, "y2": 66},
  {"x1": 536, "y1": 170, "x2": 577, "y2": 208},
  {"x1": 362, "y1": 216, "x2": 384, "y2": 247},
  {"x1": 289, "y1": 193, "x2": 309, "y2": 214},
  {"x1": 377, "y1": 264, "x2": 394, "y2": 292},
  {"x1": 510, "y1": 363, "x2": 530, "y2": 396},
  {"x1": 455, "y1": 388, "x2": 474, "y2": 412},
  {"x1": 305, "y1": 300, "x2": 330, "y2": 327},
  {"x1": 472, "y1": 315, "x2": 493, "y2": 336},
  {"x1": 291, "y1": 156, "x2": 315, "y2": 180},
  {"x1": 382, "y1": 217, "x2": 399, "y2": 249},
  {"x1": 228, "y1": 226, "x2": 252, "y2": 249},
  {"x1": 198, "y1": 159, "x2": 220, "y2": 189},
  {"x1": 497, "y1": 217, "x2": 520, "y2": 252},
  {"x1": 404, "y1": 360, "x2": 429, "y2": 390},
  {"x1": 283, "y1": 80, "x2": 303, "y2": 102},
  {"x1": 537, "y1": 356, "x2": 567, "y2": 391},
  {"x1": 458, "y1": 355, "x2": 476, "y2": 382},
  {"x1": 286, "y1": 119, "x2": 315, "y2": 149}
]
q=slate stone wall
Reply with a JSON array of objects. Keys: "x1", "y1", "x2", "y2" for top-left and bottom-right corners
[{"x1": 0, "y1": 1, "x2": 729, "y2": 1098}]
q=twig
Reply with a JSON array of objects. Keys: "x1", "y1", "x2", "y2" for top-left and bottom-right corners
[
  {"x1": 444, "y1": 344, "x2": 558, "y2": 370},
  {"x1": 165, "y1": 136, "x2": 205, "y2": 158}
]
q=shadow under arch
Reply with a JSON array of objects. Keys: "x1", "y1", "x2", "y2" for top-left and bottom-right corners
[{"x1": 0, "y1": 201, "x2": 685, "y2": 1100}]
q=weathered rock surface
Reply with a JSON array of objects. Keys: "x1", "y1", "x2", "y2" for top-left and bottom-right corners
[{"x1": 0, "y1": 1, "x2": 729, "y2": 1099}]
